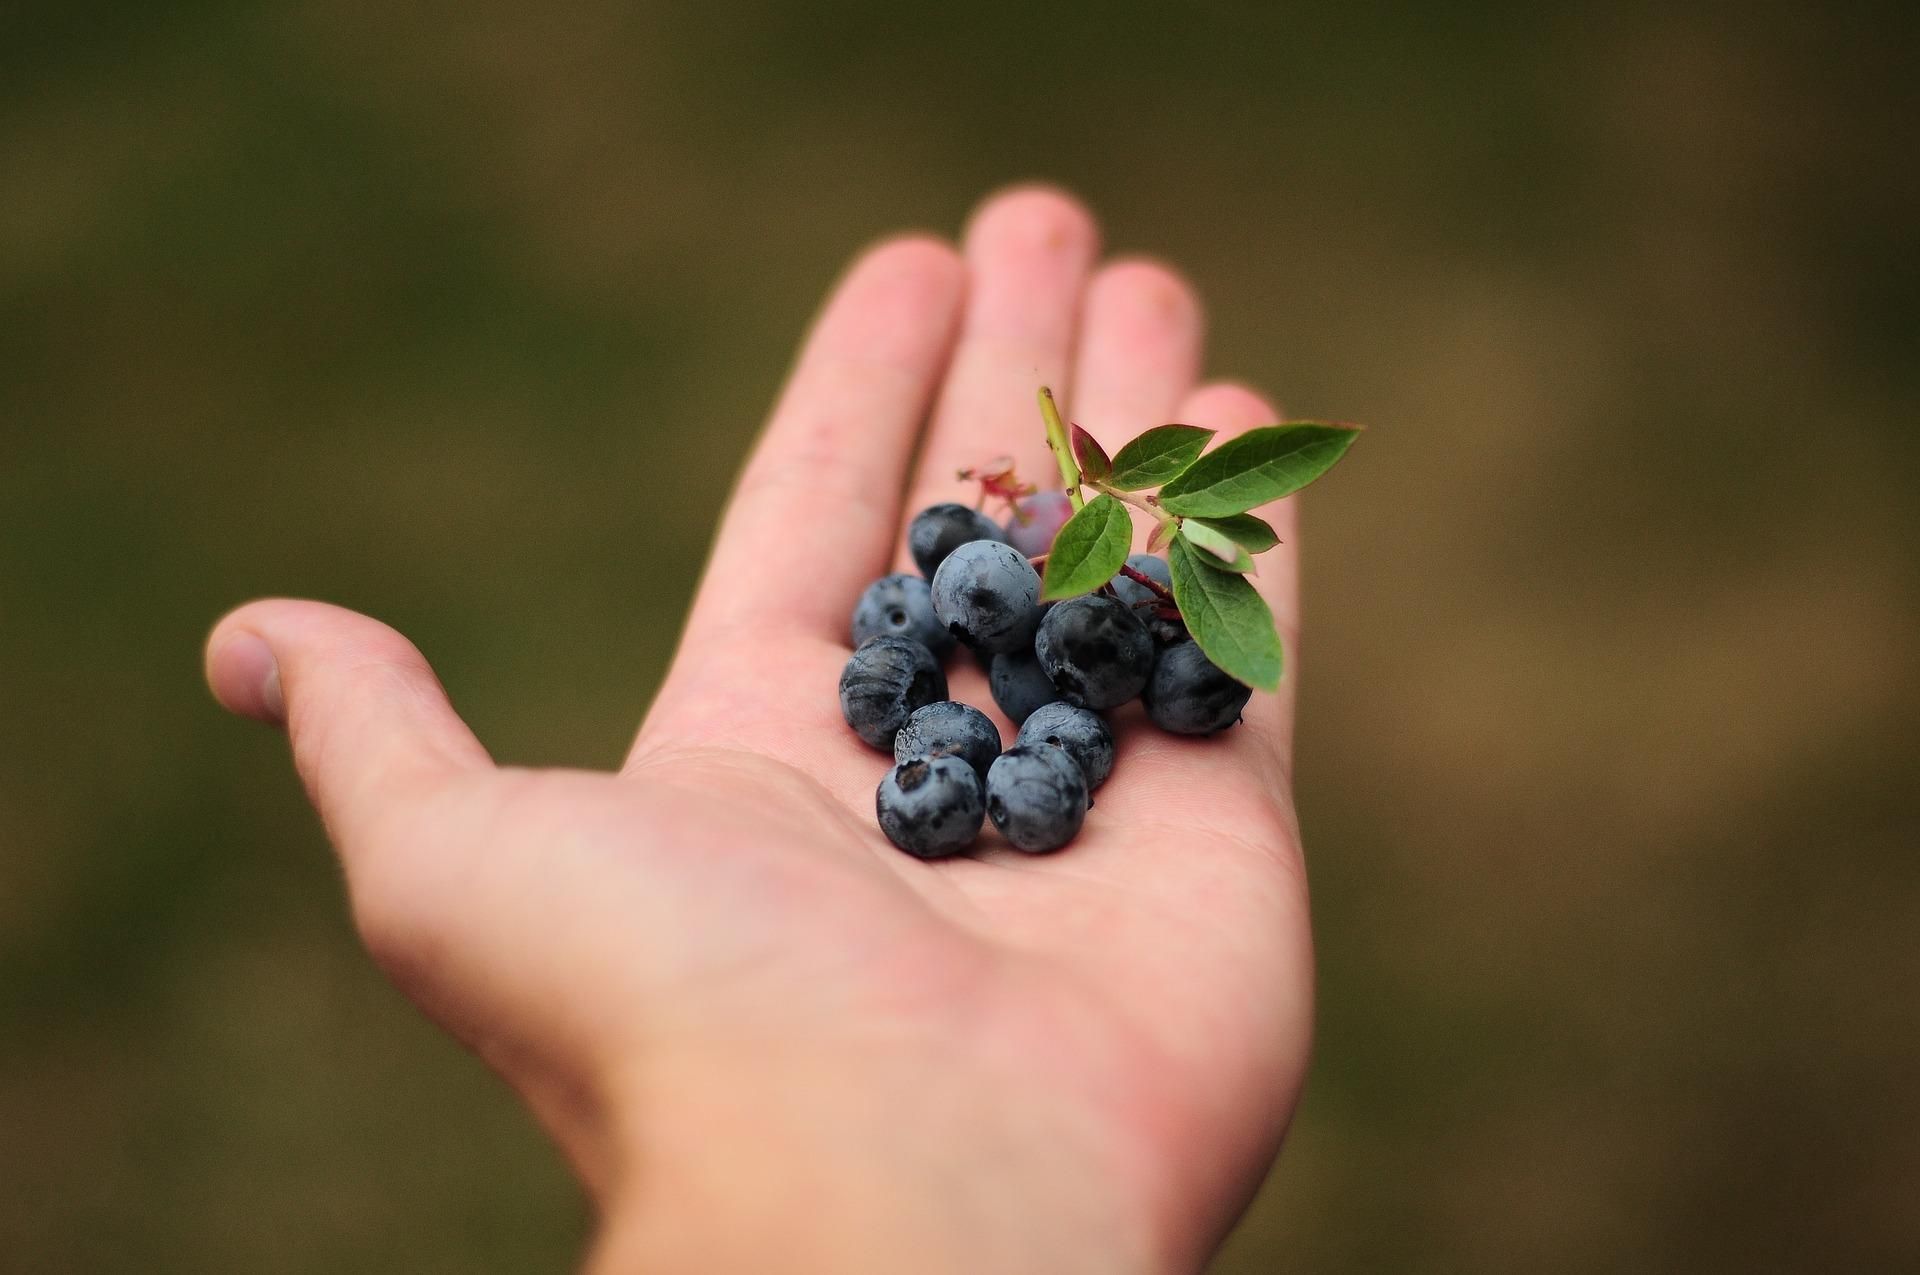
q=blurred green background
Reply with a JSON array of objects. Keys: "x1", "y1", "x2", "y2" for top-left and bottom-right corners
[{"x1": 4, "y1": 1, "x2": 1916, "y2": 1270}]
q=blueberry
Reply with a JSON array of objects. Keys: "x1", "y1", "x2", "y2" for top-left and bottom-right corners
[
  {"x1": 894, "y1": 701, "x2": 1002, "y2": 779},
  {"x1": 931, "y1": 540, "x2": 1042, "y2": 655},
  {"x1": 838, "y1": 635, "x2": 946, "y2": 749},
  {"x1": 1002, "y1": 490, "x2": 1075, "y2": 557},
  {"x1": 1015, "y1": 702, "x2": 1115, "y2": 791},
  {"x1": 852, "y1": 573, "x2": 955, "y2": 657},
  {"x1": 1034, "y1": 594, "x2": 1154, "y2": 710},
  {"x1": 1142, "y1": 641, "x2": 1253, "y2": 735},
  {"x1": 988, "y1": 648, "x2": 1062, "y2": 724},
  {"x1": 1109, "y1": 553, "x2": 1185, "y2": 646},
  {"x1": 909, "y1": 503, "x2": 1007, "y2": 579},
  {"x1": 877, "y1": 755, "x2": 986, "y2": 859},
  {"x1": 984, "y1": 745, "x2": 1088, "y2": 853}
]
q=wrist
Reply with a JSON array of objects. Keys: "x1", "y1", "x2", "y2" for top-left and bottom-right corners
[{"x1": 586, "y1": 1044, "x2": 1174, "y2": 1275}]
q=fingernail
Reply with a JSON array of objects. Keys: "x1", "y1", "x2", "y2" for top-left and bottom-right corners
[
  {"x1": 260, "y1": 657, "x2": 285, "y2": 723},
  {"x1": 221, "y1": 631, "x2": 285, "y2": 724}
]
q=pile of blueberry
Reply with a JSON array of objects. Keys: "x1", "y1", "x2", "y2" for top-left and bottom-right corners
[{"x1": 839, "y1": 496, "x2": 1253, "y2": 859}]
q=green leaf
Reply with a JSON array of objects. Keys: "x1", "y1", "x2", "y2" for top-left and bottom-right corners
[
  {"x1": 1157, "y1": 423, "x2": 1360, "y2": 517},
  {"x1": 1041, "y1": 494, "x2": 1132, "y2": 600},
  {"x1": 1168, "y1": 536, "x2": 1282, "y2": 691},
  {"x1": 1177, "y1": 521, "x2": 1254, "y2": 573},
  {"x1": 1105, "y1": 424, "x2": 1214, "y2": 491},
  {"x1": 1070, "y1": 423, "x2": 1112, "y2": 482},
  {"x1": 1186, "y1": 512, "x2": 1279, "y2": 554}
]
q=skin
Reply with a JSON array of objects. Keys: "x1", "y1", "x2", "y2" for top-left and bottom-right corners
[{"x1": 204, "y1": 186, "x2": 1312, "y2": 1274}]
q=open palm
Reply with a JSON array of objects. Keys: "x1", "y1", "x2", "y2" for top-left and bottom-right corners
[{"x1": 208, "y1": 188, "x2": 1314, "y2": 1274}]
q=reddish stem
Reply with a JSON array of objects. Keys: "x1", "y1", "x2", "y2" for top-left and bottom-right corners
[{"x1": 1117, "y1": 562, "x2": 1176, "y2": 605}]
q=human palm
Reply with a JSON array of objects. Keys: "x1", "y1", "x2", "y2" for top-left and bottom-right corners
[{"x1": 208, "y1": 188, "x2": 1314, "y2": 1273}]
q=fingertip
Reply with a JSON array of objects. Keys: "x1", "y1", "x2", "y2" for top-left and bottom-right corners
[
  {"x1": 1178, "y1": 381, "x2": 1285, "y2": 431},
  {"x1": 1086, "y1": 257, "x2": 1205, "y2": 336},
  {"x1": 963, "y1": 183, "x2": 1102, "y2": 262},
  {"x1": 206, "y1": 620, "x2": 284, "y2": 725},
  {"x1": 851, "y1": 232, "x2": 964, "y2": 288}
]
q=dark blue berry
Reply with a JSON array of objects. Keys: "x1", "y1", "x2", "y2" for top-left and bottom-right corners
[
  {"x1": 1015, "y1": 702, "x2": 1115, "y2": 791},
  {"x1": 909, "y1": 503, "x2": 1007, "y2": 579},
  {"x1": 988, "y1": 648, "x2": 1062, "y2": 724},
  {"x1": 1034, "y1": 594, "x2": 1154, "y2": 710},
  {"x1": 838, "y1": 635, "x2": 946, "y2": 749},
  {"x1": 894, "y1": 701, "x2": 1002, "y2": 779},
  {"x1": 852, "y1": 573, "x2": 955, "y2": 657},
  {"x1": 877, "y1": 755, "x2": 985, "y2": 859},
  {"x1": 984, "y1": 745, "x2": 1088, "y2": 853},
  {"x1": 931, "y1": 540, "x2": 1042, "y2": 655},
  {"x1": 1142, "y1": 640, "x2": 1252, "y2": 735}
]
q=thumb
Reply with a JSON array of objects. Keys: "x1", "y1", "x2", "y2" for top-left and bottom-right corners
[{"x1": 205, "y1": 599, "x2": 491, "y2": 846}]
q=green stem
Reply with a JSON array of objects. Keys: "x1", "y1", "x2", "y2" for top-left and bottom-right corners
[
  {"x1": 1099, "y1": 483, "x2": 1180, "y2": 536},
  {"x1": 1038, "y1": 387, "x2": 1083, "y2": 510}
]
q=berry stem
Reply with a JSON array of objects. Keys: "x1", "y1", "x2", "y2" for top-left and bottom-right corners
[
  {"x1": 1099, "y1": 483, "x2": 1167, "y2": 522},
  {"x1": 1038, "y1": 387, "x2": 1084, "y2": 510},
  {"x1": 1117, "y1": 562, "x2": 1176, "y2": 604}
]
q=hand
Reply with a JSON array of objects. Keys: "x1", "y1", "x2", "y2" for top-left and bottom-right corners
[{"x1": 205, "y1": 187, "x2": 1313, "y2": 1274}]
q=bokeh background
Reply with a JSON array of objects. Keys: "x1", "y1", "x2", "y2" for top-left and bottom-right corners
[{"x1": 4, "y1": 1, "x2": 1917, "y2": 1270}]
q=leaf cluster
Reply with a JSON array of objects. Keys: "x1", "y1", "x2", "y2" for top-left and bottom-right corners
[{"x1": 1035, "y1": 388, "x2": 1359, "y2": 691}]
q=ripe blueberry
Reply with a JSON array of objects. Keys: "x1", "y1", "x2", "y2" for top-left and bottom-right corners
[
  {"x1": 1142, "y1": 640, "x2": 1253, "y2": 735},
  {"x1": 984, "y1": 745, "x2": 1088, "y2": 853},
  {"x1": 838, "y1": 635, "x2": 946, "y2": 749},
  {"x1": 1002, "y1": 490, "x2": 1074, "y2": 557},
  {"x1": 894, "y1": 701, "x2": 1002, "y2": 780},
  {"x1": 1015, "y1": 702, "x2": 1115, "y2": 791},
  {"x1": 877, "y1": 755, "x2": 986, "y2": 859},
  {"x1": 852, "y1": 573, "x2": 955, "y2": 657},
  {"x1": 931, "y1": 540, "x2": 1042, "y2": 655},
  {"x1": 1034, "y1": 594, "x2": 1154, "y2": 710},
  {"x1": 909, "y1": 503, "x2": 1007, "y2": 579},
  {"x1": 987, "y1": 648, "x2": 1062, "y2": 725}
]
